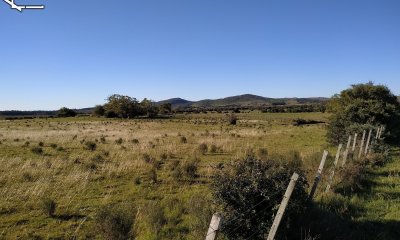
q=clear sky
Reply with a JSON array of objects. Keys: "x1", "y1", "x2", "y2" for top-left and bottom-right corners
[{"x1": 1, "y1": 0, "x2": 399, "y2": 110}]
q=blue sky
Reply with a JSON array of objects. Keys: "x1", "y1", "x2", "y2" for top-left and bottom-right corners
[{"x1": 1, "y1": 0, "x2": 399, "y2": 110}]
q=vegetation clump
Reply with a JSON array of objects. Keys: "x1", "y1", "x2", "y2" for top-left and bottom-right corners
[
  {"x1": 95, "y1": 203, "x2": 136, "y2": 240},
  {"x1": 327, "y1": 82, "x2": 400, "y2": 144},
  {"x1": 41, "y1": 198, "x2": 57, "y2": 217},
  {"x1": 212, "y1": 154, "x2": 308, "y2": 240},
  {"x1": 57, "y1": 107, "x2": 77, "y2": 118}
]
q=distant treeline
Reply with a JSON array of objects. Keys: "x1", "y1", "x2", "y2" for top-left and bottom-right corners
[
  {"x1": 0, "y1": 110, "x2": 56, "y2": 117},
  {"x1": 174, "y1": 103, "x2": 326, "y2": 114}
]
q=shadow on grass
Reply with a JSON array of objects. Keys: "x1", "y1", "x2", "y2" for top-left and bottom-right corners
[{"x1": 54, "y1": 213, "x2": 86, "y2": 221}]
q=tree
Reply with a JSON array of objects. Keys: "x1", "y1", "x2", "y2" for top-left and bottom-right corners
[
  {"x1": 159, "y1": 103, "x2": 172, "y2": 115},
  {"x1": 212, "y1": 154, "x2": 308, "y2": 240},
  {"x1": 104, "y1": 94, "x2": 140, "y2": 118},
  {"x1": 140, "y1": 98, "x2": 158, "y2": 117},
  {"x1": 327, "y1": 82, "x2": 400, "y2": 144},
  {"x1": 57, "y1": 107, "x2": 77, "y2": 117},
  {"x1": 93, "y1": 105, "x2": 105, "y2": 117}
]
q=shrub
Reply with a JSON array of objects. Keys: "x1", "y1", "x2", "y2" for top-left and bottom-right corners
[
  {"x1": 182, "y1": 158, "x2": 199, "y2": 180},
  {"x1": 41, "y1": 198, "x2": 57, "y2": 217},
  {"x1": 115, "y1": 138, "x2": 123, "y2": 145},
  {"x1": 209, "y1": 144, "x2": 217, "y2": 153},
  {"x1": 142, "y1": 153, "x2": 153, "y2": 163},
  {"x1": 93, "y1": 105, "x2": 106, "y2": 117},
  {"x1": 57, "y1": 107, "x2": 77, "y2": 118},
  {"x1": 227, "y1": 113, "x2": 238, "y2": 125},
  {"x1": 50, "y1": 143, "x2": 57, "y2": 149},
  {"x1": 38, "y1": 142, "x2": 44, "y2": 147},
  {"x1": 180, "y1": 136, "x2": 187, "y2": 144},
  {"x1": 31, "y1": 147, "x2": 43, "y2": 155},
  {"x1": 85, "y1": 141, "x2": 97, "y2": 151},
  {"x1": 198, "y1": 143, "x2": 208, "y2": 155},
  {"x1": 95, "y1": 203, "x2": 136, "y2": 240},
  {"x1": 142, "y1": 201, "x2": 166, "y2": 235},
  {"x1": 212, "y1": 155, "x2": 308, "y2": 240},
  {"x1": 326, "y1": 82, "x2": 400, "y2": 144}
]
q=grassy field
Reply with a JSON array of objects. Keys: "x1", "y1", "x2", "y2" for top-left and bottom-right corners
[{"x1": 0, "y1": 111, "x2": 398, "y2": 239}]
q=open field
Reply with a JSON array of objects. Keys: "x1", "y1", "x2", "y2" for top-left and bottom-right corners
[{"x1": 0, "y1": 111, "x2": 398, "y2": 239}]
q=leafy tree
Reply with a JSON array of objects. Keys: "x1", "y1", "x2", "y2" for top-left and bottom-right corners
[
  {"x1": 159, "y1": 103, "x2": 172, "y2": 114},
  {"x1": 104, "y1": 94, "x2": 140, "y2": 118},
  {"x1": 212, "y1": 154, "x2": 308, "y2": 240},
  {"x1": 140, "y1": 98, "x2": 158, "y2": 117},
  {"x1": 57, "y1": 107, "x2": 77, "y2": 117},
  {"x1": 327, "y1": 82, "x2": 400, "y2": 144},
  {"x1": 93, "y1": 105, "x2": 105, "y2": 117}
]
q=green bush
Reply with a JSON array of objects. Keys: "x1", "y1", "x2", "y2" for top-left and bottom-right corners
[
  {"x1": 326, "y1": 82, "x2": 400, "y2": 144},
  {"x1": 57, "y1": 107, "x2": 77, "y2": 118},
  {"x1": 212, "y1": 154, "x2": 308, "y2": 240}
]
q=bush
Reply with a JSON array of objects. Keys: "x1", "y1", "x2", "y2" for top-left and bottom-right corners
[
  {"x1": 41, "y1": 198, "x2": 57, "y2": 217},
  {"x1": 326, "y1": 82, "x2": 400, "y2": 144},
  {"x1": 182, "y1": 158, "x2": 199, "y2": 180},
  {"x1": 93, "y1": 105, "x2": 106, "y2": 117},
  {"x1": 209, "y1": 144, "x2": 217, "y2": 153},
  {"x1": 31, "y1": 147, "x2": 43, "y2": 155},
  {"x1": 212, "y1": 155, "x2": 308, "y2": 240},
  {"x1": 198, "y1": 143, "x2": 208, "y2": 155},
  {"x1": 115, "y1": 138, "x2": 123, "y2": 145},
  {"x1": 95, "y1": 203, "x2": 136, "y2": 240},
  {"x1": 180, "y1": 136, "x2": 187, "y2": 144},
  {"x1": 57, "y1": 107, "x2": 77, "y2": 118},
  {"x1": 227, "y1": 113, "x2": 238, "y2": 125},
  {"x1": 85, "y1": 141, "x2": 97, "y2": 151}
]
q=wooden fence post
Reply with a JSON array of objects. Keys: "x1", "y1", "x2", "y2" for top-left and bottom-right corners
[
  {"x1": 342, "y1": 136, "x2": 351, "y2": 167},
  {"x1": 267, "y1": 173, "x2": 299, "y2": 240},
  {"x1": 364, "y1": 129, "x2": 372, "y2": 155},
  {"x1": 378, "y1": 126, "x2": 385, "y2": 139},
  {"x1": 358, "y1": 130, "x2": 366, "y2": 159},
  {"x1": 308, "y1": 150, "x2": 328, "y2": 200},
  {"x1": 205, "y1": 213, "x2": 223, "y2": 240},
  {"x1": 352, "y1": 133, "x2": 358, "y2": 152},
  {"x1": 326, "y1": 144, "x2": 342, "y2": 192},
  {"x1": 375, "y1": 126, "x2": 380, "y2": 140}
]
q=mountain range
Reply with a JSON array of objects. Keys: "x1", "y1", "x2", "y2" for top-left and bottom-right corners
[{"x1": 158, "y1": 94, "x2": 329, "y2": 109}]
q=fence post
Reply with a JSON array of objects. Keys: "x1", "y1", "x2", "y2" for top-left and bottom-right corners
[
  {"x1": 308, "y1": 150, "x2": 328, "y2": 200},
  {"x1": 358, "y1": 130, "x2": 366, "y2": 159},
  {"x1": 375, "y1": 126, "x2": 380, "y2": 140},
  {"x1": 326, "y1": 144, "x2": 342, "y2": 192},
  {"x1": 267, "y1": 173, "x2": 299, "y2": 240},
  {"x1": 352, "y1": 133, "x2": 358, "y2": 152},
  {"x1": 364, "y1": 129, "x2": 372, "y2": 156},
  {"x1": 378, "y1": 126, "x2": 385, "y2": 139},
  {"x1": 342, "y1": 136, "x2": 351, "y2": 167},
  {"x1": 205, "y1": 213, "x2": 223, "y2": 240}
]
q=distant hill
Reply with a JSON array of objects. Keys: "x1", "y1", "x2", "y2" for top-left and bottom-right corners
[
  {"x1": 156, "y1": 98, "x2": 193, "y2": 108},
  {"x1": 159, "y1": 94, "x2": 329, "y2": 109}
]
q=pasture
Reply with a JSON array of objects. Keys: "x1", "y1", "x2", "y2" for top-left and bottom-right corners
[{"x1": 0, "y1": 111, "x2": 398, "y2": 239}]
